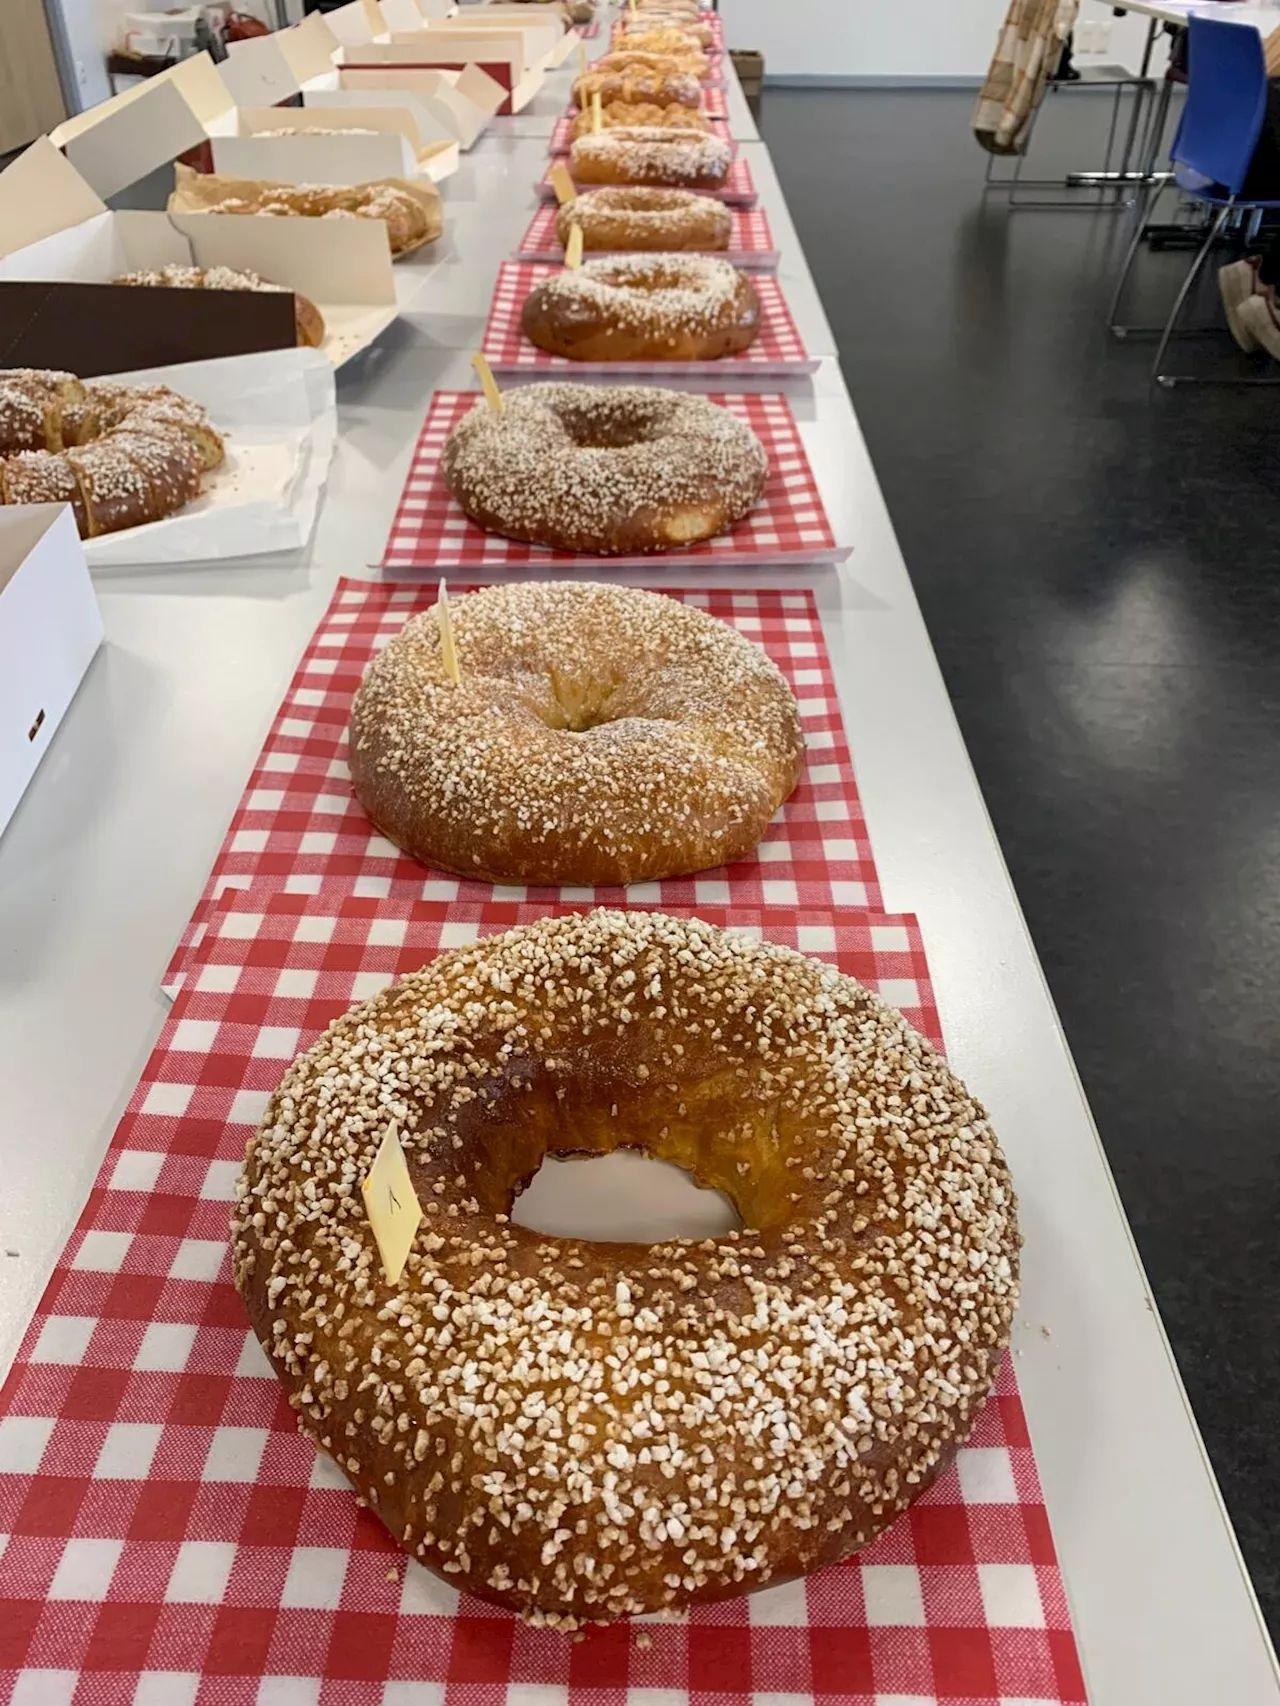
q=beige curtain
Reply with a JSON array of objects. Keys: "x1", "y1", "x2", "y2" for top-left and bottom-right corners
[{"x1": 973, "y1": 0, "x2": 1081, "y2": 156}]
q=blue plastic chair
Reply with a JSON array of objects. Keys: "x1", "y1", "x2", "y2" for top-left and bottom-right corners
[{"x1": 1107, "y1": 14, "x2": 1279, "y2": 386}]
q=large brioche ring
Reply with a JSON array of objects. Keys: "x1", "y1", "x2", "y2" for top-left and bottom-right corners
[
  {"x1": 521, "y1": 253, "x2": 759, "y2": 361},
  {"x1": 569, "y1": 127, "x2": 732, "y2": 189},
  {"x1": 442, "y1": 383, "x2": 767, "y2": 553},
  {"x1": 233, "y1": 907, "x2": 1020, "y2": 1625},
  {"x1": 556, "y1": 186, "x2": 732, "y2": 253},
  {"x1": 348, "y1": 580, "x2": 801, "y2": 885}
]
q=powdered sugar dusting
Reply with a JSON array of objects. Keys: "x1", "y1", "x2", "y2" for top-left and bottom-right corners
[{"x1": 443, "y1": 383, "x2": 766, "y2": 551}]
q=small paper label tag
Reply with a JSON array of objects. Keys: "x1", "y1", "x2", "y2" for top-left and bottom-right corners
[
  {"x1": 437, "y1": 578, "x2": 462, "y2": 684},
  {"x1": 564, "y1": 223, "x2": 584, "y2": 268},
  {"x1": 361, "y1": 1124, "x2": 423, "y2": 1287},
  {"x1": 471, "y1": 350, "x2": 505, "y2": 413},
  {"x1": 591, "y1": 88, "x2": 603, "y2": 132},
  {"x1": 549, "y1": 161, "x2": 577, "y2": 204},
  {"x1": 579, "y1": 40, "x2": 588, "y2": 78}
]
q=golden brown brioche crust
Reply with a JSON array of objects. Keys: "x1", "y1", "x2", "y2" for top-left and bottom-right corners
[
  {"x1": 520, "y1": 253, "x2": 759, "y2": 362},
  {"x1": 572, "y1": 69, "x2": 703, "y2": 107},
  {"x1": 232, "y1": 908, "x2": 1020, "y2": 1625},
  {"x1": 556, "y1": 186, "x2": 732, "y2": 253},
  {"x1": 0, "y1": 369, "x2": 223, "y2": 537},
  {"x1": 441, "y1": 383, "x2": 767, "y2": 554},
  {"x1": 569, "y1": 99, "x2": 710, "y2": 138},
  {"x1": 569, "y1": 127, "x2": 732, "y2": 189},
  {"x1": 348, "y1": 581, "x2": 800, "y2": 885}
]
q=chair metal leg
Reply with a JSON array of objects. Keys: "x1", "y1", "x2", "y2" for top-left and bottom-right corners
[
  {"x1": 1108, "y1": 175, "x2": 1162, "y2": 334},
  {"x1": 1101, "y1": 84, "x2": 1122, "y2": 187},
  {"x1": 1153, "y1": 202, "x2": 1231, "y2": 387}
]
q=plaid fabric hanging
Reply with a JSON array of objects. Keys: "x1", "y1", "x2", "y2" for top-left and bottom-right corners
[{"x1": 973, "y1": 0, "x2": 1080, "y2": 155}]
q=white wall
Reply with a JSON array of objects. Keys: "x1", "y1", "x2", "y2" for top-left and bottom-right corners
[
  {"x1": 54, "y1": 0, "x2": 128, "y2": 107},
  {"x1": 50, "y1": 0, "x2": 290, "y2": 114},
  {"x1": 720, "y1": 0, "x2": 1168, "y2": 82}
]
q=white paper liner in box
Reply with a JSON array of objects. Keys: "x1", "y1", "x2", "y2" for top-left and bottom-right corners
[
  {"x1": 0, "y1": 206, "x2": 401, "y2": 373},
  {"x1": 81, "y1": 349, "x2": 337, "y2": 568}
]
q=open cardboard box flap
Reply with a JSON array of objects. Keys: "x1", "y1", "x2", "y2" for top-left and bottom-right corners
[
  {"x1": 316, "y1": 61, "x2": 504, "y2": 149},
  {"x1": 378, "y1": 0, "x2": 428, "y2": 32},
  {"x1": 425, "y1": 10, "x2": 562, "y2": 69},
  {"x1": 338, "y1": 33, "x2": 543, "y2": 113},
  {"x1": 46, "y1": 52, "x2": 234, "y2": 200},
  {"x1": 323, "y1": 0, "x2": 390, "y2": 47},
  {"x1": 210, "y1": 106, "x2": 424, "y2": 188},
  {"x1": 218, "y1": 13, "x2": 344, "y2": 107},
  {"x1": 0, "y1": 139, "x2": 107, "y2": 260},
  {"x1": 416, "y1": 14, "x2": 556, "y2": 70}
]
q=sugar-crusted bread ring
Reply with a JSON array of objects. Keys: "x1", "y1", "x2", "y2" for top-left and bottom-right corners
[
  {"x1": 556, "y1": 186, "x2": 732, "y2": 253},
  {"x1": 569, "y1": 100, "x2": 710, "y2": 138},
  {"x1": 594, "y1": 48, "x2": 710, "y2": 80},
  {"x1": 348, "y1": 581, "x2": 801, "y2": 885},
  {"x1": 521, "y1": 253, "x2": 759, "y2": 361},
  {"x1": 572, "y1": 69, "x2": 702, "y2": 108},
  {"x1": 232, "y1": 907, "x2": 1020, "y2": 1625},
  {"x1": 569, "y1": 126, "x2": 732, "y2": 189},
  {"x1": 442, "y1": 383, "x2": 767, "y2": 553},
  {"x1": 619, "y1": 16, "x2": 715, "y2": 46}
]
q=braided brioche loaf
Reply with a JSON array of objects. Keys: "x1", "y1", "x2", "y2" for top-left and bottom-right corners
[{"x1": 0, "y1": 369, "x2": 224, "y2": 538}]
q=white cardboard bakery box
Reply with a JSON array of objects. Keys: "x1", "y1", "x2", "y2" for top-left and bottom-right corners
[
  {"x1": 0, "y1": 506, "x2": 104, "y2": 845},
  {"x1": 209, "y1": 104, "x2": 459, "y2": 186},
  {"x1": 306, "y1": 63, "x2": 505, "y2": 151},
  {"x1": 416, "y1": 12, "x2": 562, "y2": 69},
  {"x1": 219, "y1": 12, "x2": 344, "y2": 108},
  {"x1": 337, "y1": 29, "x2": 544, "y2": 114},
  {"x1": 460, "y1": 6, "x2": 573, "y2": 67},
  {"x1": 323, "y1": 0, "x2": 391, "y2": 48},
  {"x1": 48, "y1": 51, "x2": 233, "y2": 200},
  {"x1": 0, "y1": 141, "x2": 399, "y2": 369}
]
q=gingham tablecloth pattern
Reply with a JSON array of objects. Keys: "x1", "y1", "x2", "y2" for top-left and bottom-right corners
[
  {"x1": 538, "y1": 154, "x2": 754, "y2": 204},
  {"x1": 564, "y1": 87, "x2": 728, "y2": 119},
  {"x1": 549, "y1": 116, "x2": 733, "y2": 155},
  {"x1": 0, "y1": 889, "x2": 1087, "y2": 1705},
  {"x1": 161, "y1": 578, "x2": 881, "y2": 990},
  {"x1": 515, "y1": 201, "x2": 778, "y2": 268},
  {"x1": 576, "y1": 17, "x2": 600, "y2": 36},
  {"x1": 482, "y1": 262, "x2": 815, "y2": 379},
  {"x1": 381, "y1": 392, "x2": 848, "y2": 570}
]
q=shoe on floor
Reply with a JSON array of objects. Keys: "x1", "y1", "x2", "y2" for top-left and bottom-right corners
[
  {"x1": 1239, "y1": 292, "x2": 1280, "y2": 361},
  {"x1": 1219, "y1": 257, "x2": 1261, "y2": 351}
]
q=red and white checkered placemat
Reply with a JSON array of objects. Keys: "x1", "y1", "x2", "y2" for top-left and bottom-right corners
[
  {"x1": 539, "y1": 154, "x2": 754, "y2": 204},
  {"x1": 0, "y1": 889, "x2": 1086, "y2": 1705},
  {"x1": 566, "y1": 86, "x2": 728, "y2": 119},
  {"x1": 576, "y1": 17, "x2": 600, "y2": 36},
  {"x1": 549, "y1": 116, "x2": 733, "y2": 154},
  {"x1": 381, "y1": 392, "x2": 847, "y2": 570},
  {"x1": 162, "y1": 578, "x2": 881, "y2": 990},
  {"x1": 516, "y1": 201, "x2": 778, "y2": 268},
  {"x1": 482, "y1": 261, "x2": 814, "y2": 378}
]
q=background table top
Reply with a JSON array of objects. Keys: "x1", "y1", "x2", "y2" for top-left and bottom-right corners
[
  {"x1": 0, "y1": 30, "x2": 1277, "y2": 1706},
  {"x1": 1117, "y1": 0, "x2": 1280, "y2": 30}
]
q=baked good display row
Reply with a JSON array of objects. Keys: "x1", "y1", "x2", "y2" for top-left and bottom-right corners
[
  {"x1": 233, "y1": 578, "x2": 1021, "y2": 1625},
  {"x1": 2, "y1": 7, "x2": 1022, "y2": 1648}
]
